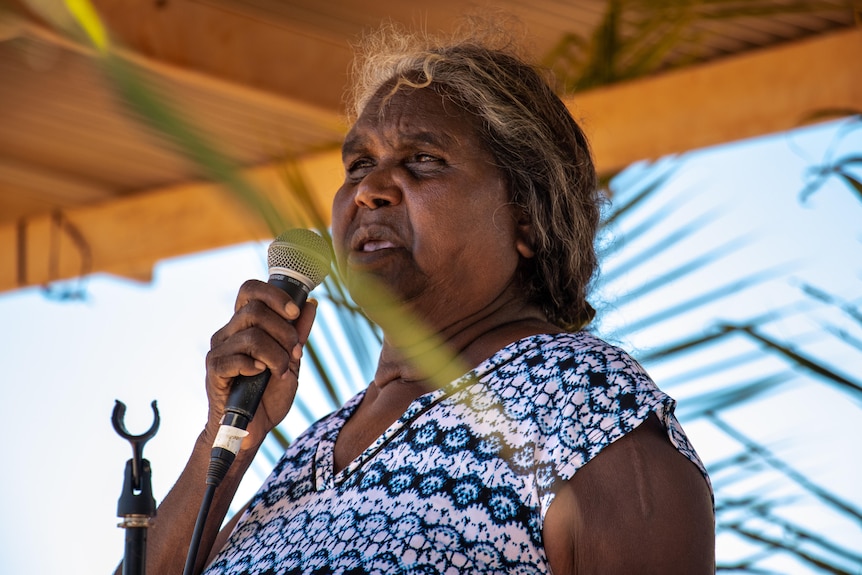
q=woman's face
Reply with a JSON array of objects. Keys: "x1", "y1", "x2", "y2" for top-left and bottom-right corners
[{"x1": 332, "y1": 85, "x2": 533, "y2": 325}]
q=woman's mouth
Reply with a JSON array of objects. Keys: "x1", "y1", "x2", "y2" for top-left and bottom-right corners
[{"x1": 361, "y1": 239, "x2": 397, "y2": 252}]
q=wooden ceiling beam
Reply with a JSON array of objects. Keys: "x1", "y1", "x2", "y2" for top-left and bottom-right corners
[
  {"x1": 1, "y1": 27, "x2": 860, "y2": 294},
  {"x1": 0, "y1": 158, "x2": 113, "y2": 206},
  {"x1": 573, "y1": 27, "x2": 862, "y2": 174},
  {"x1": 15, "y1": 17, "x2": 347, "y2": 132},
  {"x1": 0, "y1": 150, "x2": 343, "y2": 292},
  {"x1": 87, "y1": 0, "x2": 353, "y2": 112}
]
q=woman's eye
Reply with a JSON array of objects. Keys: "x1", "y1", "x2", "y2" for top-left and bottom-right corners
[
  {"x1": 406, "y1": 154, "x2": 446, "y2": 177},
  {"x1": 346, "y1": 158, "x2": 373, "y2": 178},
  {"x1": 409, "y1": 153, "x2": 446, "y2": 170}
]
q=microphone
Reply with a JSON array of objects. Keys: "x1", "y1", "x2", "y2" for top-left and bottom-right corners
[{"x1": 207, "y1": 229, "x2": 331, "y2": 486}]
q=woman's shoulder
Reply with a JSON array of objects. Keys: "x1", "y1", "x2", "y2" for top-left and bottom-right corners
[
  {"x1": 466, "y1": 331, "x2": 665, "y2": 430},
  {"x1": 477, "y1": 331, "x2": 651, "y2": 383}
]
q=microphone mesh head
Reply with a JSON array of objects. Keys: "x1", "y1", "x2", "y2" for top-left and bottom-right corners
[{"x1": 268, "y1": 229, "x2": 331, "y2": 288}]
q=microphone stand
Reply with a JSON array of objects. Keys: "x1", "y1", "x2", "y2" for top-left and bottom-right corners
[{"x1": 112, "y1": 400, "x2": 160, "y2": 575}]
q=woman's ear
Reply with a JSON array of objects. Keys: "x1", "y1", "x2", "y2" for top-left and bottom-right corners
[{"x1": 514, "y1": 208, "x2": 535, "y2": 258}]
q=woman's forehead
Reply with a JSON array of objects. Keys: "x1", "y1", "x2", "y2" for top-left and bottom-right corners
[{"x1": 344, "y1": 86, "x2": 482, "y2": 151}]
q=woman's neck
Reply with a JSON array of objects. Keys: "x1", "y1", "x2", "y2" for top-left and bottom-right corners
[{"x1": 371, "y1": 298, "x2": 560, "y2": 390}]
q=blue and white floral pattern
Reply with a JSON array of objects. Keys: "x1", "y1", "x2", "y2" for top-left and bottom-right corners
[{"x1": 203, "y1": 332, "x2": 710, "y2": 575}]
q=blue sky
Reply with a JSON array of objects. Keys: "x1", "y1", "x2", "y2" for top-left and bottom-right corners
[{"x1": 0, "y1": 120, "x2": 860, "y2": 574}]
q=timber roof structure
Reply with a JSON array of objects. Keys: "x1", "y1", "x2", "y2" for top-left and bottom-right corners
[{"x1": 1, "y1": 0, "x2": 860, "y2": 291}]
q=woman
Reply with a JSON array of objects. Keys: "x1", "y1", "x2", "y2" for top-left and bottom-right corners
[{"x1": 139, "y1": 26, "x2": 714, "y2": 575}]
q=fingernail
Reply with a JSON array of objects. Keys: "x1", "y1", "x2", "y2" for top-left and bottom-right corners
[
  {"x1": 254, "y1": 360, "x2": 266, "y2": 370},
  {"x1": 292, "y1": 343, "x2": 303, "y2": 361},
  {"x1": 285, "y1": 301, "x2": 300, "y2": 319}
]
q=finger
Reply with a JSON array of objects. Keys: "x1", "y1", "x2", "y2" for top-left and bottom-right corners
[
  {"x1": 217, "y1": 298, "x2": 302, "y2": 352},
  {"x1": 271, "y1": 299, "x2": 318, "y2": 379},
  {"x1": 234, "y1": 279, "x2": 303, "y2": 322},
  {"x1": 207, "y1": 350, "x2": 267, "y2": 384},
  {"x1": 208, "y1": 326, "x2": 294, "y2": 382},
  {"x1": 243, "y1": 298, "x2": 317, "y2": 381},
  {"x1": 294, "y1": 298, "x2": 319, "y2": 345}
]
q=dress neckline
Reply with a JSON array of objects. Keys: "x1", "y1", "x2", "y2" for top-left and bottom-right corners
[{"x1": 311, "y1": 332, "x2": 568, "y2": 491}]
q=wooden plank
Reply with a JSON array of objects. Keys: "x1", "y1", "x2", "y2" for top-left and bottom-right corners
[
  {"x1": 0, "y1": 151, "x2": 343, "y2": 291},
  {"x1": 88, "y1": 0, "x2": 353, "y2": 112},
  {"x1": 0, "y1": 158, "x2": 112, "y2": 206},
  {"x1": 571, "y1": 27, "x2": 862, "y2": 174}
]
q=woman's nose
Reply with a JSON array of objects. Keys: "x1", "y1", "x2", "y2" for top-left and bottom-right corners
[{"x1": 354, "y1": 164, "x2": 402, "y2": 209}]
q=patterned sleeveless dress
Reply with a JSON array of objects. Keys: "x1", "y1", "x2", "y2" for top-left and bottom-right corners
[{"x1": 203, "y1": 332, "x2": 710, "y2": 574}]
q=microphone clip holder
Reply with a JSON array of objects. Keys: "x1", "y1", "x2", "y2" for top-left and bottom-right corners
[{"x1": 113, "y1": 400, "x2": 160, "y2": 575}]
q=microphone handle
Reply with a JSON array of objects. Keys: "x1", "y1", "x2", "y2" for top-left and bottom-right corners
[
  {"x1": 222, "y1": 272, "x2": 310, "y2": 425},
  {"x1": 223, "y1": 369, "x2": 271, "y2": 429}
]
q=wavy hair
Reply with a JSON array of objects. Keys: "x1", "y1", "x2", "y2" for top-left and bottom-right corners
[{"x1": 347, "y1": 21, "x2": 602, "y2": 330}]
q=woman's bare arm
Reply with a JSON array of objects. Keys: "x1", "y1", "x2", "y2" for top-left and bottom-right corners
[{"x1": 543, "y1": 414, "x2": 715, "y2": 574}]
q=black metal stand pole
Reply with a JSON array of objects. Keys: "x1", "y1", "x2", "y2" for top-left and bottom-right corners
[
  {"x1": 124, "y1": 527, "x2": 146, "y2": 575},
  {"x1": 113, "y1": 400, "x2": 160, "y2": 575},
  {"x1": 125, "y1": 528, "x2": 146, "y2": 575}
]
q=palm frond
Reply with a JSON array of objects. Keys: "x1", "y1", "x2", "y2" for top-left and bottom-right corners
[
  {"x1": 800, "y1": 116, "x2": 862, "y2": 203},
  {"x1": 675, "y1": 375, "x2": 788, "y2": 420},
  {"x1": 618, "y1": 267, "x2": 790, "y2": 334},
  {"x1": 731, "y1": 325, "x2": 862, "y2": 399},
  {"x1": 708, "y1": 414, "x2": 862, "y2": 523},
  {"x1": 601, "y1": 162, "x2": 678, "y2": 228},
  {"x1": 545, "y1": 0, "x2": 854, "y2": 93},
  {"x1": 725, "y1": 524, "x2": 854, "y2": 575}
]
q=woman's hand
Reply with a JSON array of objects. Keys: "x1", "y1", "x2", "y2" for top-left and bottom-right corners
[{"x1": 204, "y1": 279, "x2": 318, "y2": 450}]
